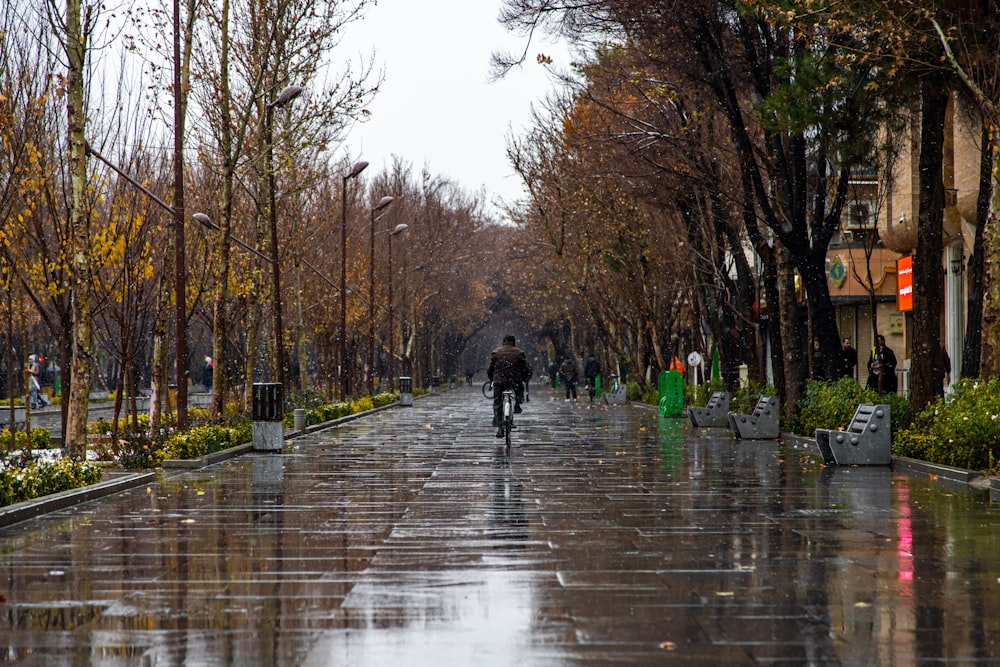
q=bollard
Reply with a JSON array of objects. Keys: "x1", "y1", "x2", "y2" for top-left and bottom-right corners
[
  {"x1": 252, "y1": 383, "x2": 284, "y2": 451},
  {"x1": 399, "y1": 376, "x2": 413, "y2": 407},
  {"x1": 293, "y1": 408, "x2": 306, "y2": 432}
]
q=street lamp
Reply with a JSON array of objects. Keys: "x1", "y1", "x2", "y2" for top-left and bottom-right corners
[
  {"x1": 265, "y1": 84, "x2": 303, "y2": 395},
  {"x1": 84, "y1": 141, "x2": 199, "y2": 425},
  {"x1": 368, "y1": 196, "x2": 394, "y2": 396},
  {"x1": 387, "y1": 222, "x2": 408, "y2": 391},
  {"x1": 341, "y1": 160, "x2": 368, "y2": 399}
]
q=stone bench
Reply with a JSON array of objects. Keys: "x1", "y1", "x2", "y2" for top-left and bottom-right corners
[
  {"x1": 728, "y1": 395, "x2": 780, "y2": 440},
  {"x1": 0, "y1": 406, "x2": 26, "y2": 430},
  {"x1": 815, "y1": 404, "x2": 891, "y2": 465},
  {"x1": 687, "y1": 391, "x2": 730, "y2": 428}
]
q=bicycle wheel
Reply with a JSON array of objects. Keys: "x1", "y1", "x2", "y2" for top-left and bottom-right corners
[{"x1": 482, "y1": 380, "x2": 494, "y2": 399}]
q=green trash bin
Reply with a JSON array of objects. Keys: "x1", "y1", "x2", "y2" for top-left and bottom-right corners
[{"x1": 657, "y1": 370, "x2": 684, "y2": 417}]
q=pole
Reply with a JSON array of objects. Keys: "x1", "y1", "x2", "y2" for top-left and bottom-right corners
[
  {"x1": 340, "y1": 161, "x2": 368, "y2": 400},
  {"x1": 267, "y1": 105, "x2": 285, "y2": 391},
  {"x1": 368, "y1": 207, "x2": 376, "y2": 396},
  {"x1": 387, "y1": 228, "x2": 395, "y2": 392},
  {"x1": 172, "y1": 0, "x2": 188, "y2": 427},
  {"x1": 340, "y1": 176, "x2": 349, "y2": 400}
]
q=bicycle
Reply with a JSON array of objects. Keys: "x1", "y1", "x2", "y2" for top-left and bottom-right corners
[
  {"x1": 484, "y1": 382, "x2": 516, "y2": 458},
  {"x1": 499, "y1": 388, "x2": 515, "y2": 458}
]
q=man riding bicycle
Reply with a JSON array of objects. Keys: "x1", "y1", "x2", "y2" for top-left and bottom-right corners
[{"x1": 487, "y1": 335, "x2": 532, "y2": 438}]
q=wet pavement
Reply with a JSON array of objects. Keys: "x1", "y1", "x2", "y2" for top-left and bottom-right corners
[{"x1": 2, "y1": 384, "x2": 1000, "y2": 665}]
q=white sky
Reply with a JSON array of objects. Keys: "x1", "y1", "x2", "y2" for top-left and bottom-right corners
[{"x1": 337, "y1": 0, "x2": 571, "y2": 220}]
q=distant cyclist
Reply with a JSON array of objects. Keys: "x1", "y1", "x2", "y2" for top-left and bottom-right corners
[{"x1": 487, "y1": 335, "x2": 532, "y2": 438}]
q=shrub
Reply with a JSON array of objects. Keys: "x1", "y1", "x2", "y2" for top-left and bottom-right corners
[
  {"x1": 153, "y1": 421, "x2": 252, "y2": 464},
  {"x1": 893, "y1": 379, "x2": 1000, "y2": 473},
  {"x1": 792, "y1": 377, "x2": 909, "y2": 438},
  {"x1": 0, "y1": 457, "x2": 102, "y2": 507},
  {"x1": 730, "y1": 380, "x2": 779, "y2": 415},
  {"x1": 684, "y1": 379, "x2": 725, "y2": 408},
  {"x1": 0, "y1": 427, "x2": 52, "y2": 450}
]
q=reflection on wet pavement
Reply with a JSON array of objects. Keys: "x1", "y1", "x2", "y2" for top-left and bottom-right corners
[{"x1": 3, "y1": 385, "x2": 1000, "y2": 665}]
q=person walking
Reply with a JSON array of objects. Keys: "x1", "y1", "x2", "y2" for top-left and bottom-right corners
[
  {"x1": 202, "y1": 356, "x2": 214, "y2": 392},
  {"x1": 584, "y1": 353, "x2": 601, "y2": 402},
  {"x1": 839, "y1": 337, "x2": 857, "y2": 379},
  {"x1": 27, "y1": 354, "x2": 48, "y2": 409},
  {"x1": 866, "y1": 335, "x2": 898, "y2": 394},
  {"x1": 560, "y1": 357, "x2": 578, "y2": 401},
  {"x1": 487, "y1": 335, "x2": 532, "y2": 438}
]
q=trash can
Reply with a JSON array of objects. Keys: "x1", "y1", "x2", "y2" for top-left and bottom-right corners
[
  {"x1": 399, "y1": 376, "x2": 413, "y2": 407},
  {"x1": 293, "y1": 408, "x2": 306, "y2": 432},
  {"x1": 252, "y1": 382, "x2": 284, "y2": 450}
]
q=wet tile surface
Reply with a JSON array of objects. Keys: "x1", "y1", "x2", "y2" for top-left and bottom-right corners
[{"x1": 3, "y1": 385, "x2": 1000, "y2": 665}]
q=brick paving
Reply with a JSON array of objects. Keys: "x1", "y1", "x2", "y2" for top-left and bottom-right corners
[{"x1": 2, "y1": 384, "x2": 999, "y2": 665}]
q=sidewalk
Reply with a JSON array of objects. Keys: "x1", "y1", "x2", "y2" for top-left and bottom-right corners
[{"x1": 2, "y1": 384, "x2": 998, "y2": 665}]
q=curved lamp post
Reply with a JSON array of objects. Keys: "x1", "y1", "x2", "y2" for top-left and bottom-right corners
[
  {"x1": 368, "y1": 196, "x2": 395, "y2": 396},
  {"x1": 340, "y1": 160, "x2": 368, "y2": 399},
  {"x1": 387, "y1": 222, "x2": 408, "y2": 391},
  {"x1": 265, "y1": 84, "x2": 304, "y2": 394}
]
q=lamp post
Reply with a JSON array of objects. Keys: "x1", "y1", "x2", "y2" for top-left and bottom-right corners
[
  {"x1": 387, "y1": 222, "x2": 408, "y2": 391},
  {"x1": 341, "y1": 160, "x2": 368, "y2": 399},
  {"x1": 265, "y1": 84, "x2": 303, "y2": 394},
  {"x1": 84, "y1": 141, "x2": 215, "y2": 426},
  {"x1": 368, "y1": 196, "x2": 394, "y2": 396}
]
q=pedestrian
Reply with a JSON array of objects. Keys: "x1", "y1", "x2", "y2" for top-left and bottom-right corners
[
  {"x1": 487, "y1": 335, "x2": 532, "y2": 438},
  {"x1": 839, "y1": 336, "x2": 857, "y2": 379},
  {"x1": 938, "y1": 345, "x2": 951, "y2": 397},
  {"x1": 812, "y1": 339, "x2": 829, "y2": 380},
  {"x1": 202, "y1": 355, "x2": 214, "y2": 392},
  {"x1": 27, "y1": 354, "x2": 48, "y2": 409},
  {"x1": 548, "y1": 360, "x2": 558, "y2": 389},
  {"x1": 866, "y1": 334, "x2": 898, "y2": 394},
  {"x1": 560, "y1": 357, "x2": 578, "y2": 401},
  {"x1": 584, "y1": 353, "x2": 601, "y2": 402}
]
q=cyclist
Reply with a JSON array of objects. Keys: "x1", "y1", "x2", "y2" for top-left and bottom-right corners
[{"x1": 487, "y1": 335, "x2": 532, "y2": 438}]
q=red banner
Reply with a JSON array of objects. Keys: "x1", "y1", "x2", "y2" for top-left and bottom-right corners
[{"x1": 897, "y1": 255, "x2": 913, "y2": 311}]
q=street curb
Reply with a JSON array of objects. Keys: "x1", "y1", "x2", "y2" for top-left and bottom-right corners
[
  {"x1": 892, "y1": 456, "x2": 987, "y2": 488},
  {"x1": 161, "y1": 443, "x2": 254, "y2": 469},
  {"x1": 0, "y1": 472, "x2": 156, "y2": 529}
]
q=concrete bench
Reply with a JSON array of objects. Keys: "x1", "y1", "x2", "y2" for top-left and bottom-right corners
[
  {"x1": 815, "y1": 404, "x2": 891, "y2": 465},
  {"x1": 604, "y1": 381, "x2": 627, "y2": 405},
  {"x1": 0, "y1": 406, "x2": 26, "y2": 430},
  {"x1": 728, "y1": 395, "x2": 780, "y2": 440},
  {"x1": 687, "y1": 391, "x2": 730, "y2": 428}
]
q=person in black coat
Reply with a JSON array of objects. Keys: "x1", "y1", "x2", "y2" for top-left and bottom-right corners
[
  {"x1": 487, "y1": 335, "x2": 532, "y2": 437},
  {"x1": 839, "y1": 337, "x2": 857, "y2": 379},
  {"x1": 866, "y1": 335, "x2": 898, "y2": 394}
]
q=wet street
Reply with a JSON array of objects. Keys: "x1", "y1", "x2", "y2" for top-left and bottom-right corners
[{"x1": 2, "y1": 383, "x2": 1000, "y2": 665}]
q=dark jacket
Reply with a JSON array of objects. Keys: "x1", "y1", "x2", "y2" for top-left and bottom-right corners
[
  {"x1": 559, "y1": 358, "x2": 578, "y2": 383},
  {"x1": 866, "y1": 343, "x2": 898, "y2": 393},
  {"x1": 488, "y1": 344, "x2": 531, "y2": 388},
  {"x1": 584, "y1": 355, "x2": 601, "y2": 380}
]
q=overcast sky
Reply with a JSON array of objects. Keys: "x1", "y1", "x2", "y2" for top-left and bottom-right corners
[{"x1": 337, "y1": 0, "x2": 571, "y2": 220}]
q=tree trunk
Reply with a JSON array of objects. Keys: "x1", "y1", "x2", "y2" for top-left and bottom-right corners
[
  {"x1": 962, "y1": 121, "x2": 995, "y2": 378},
  {"x1": 65, "y1": 0, "x2": 91, "y2": 459},
  {"x1": 910, "y1": 74, "x2": 949, "y2": 415},
  {"x1": 981, "y1": 181, "x2": 1000, "y2": 376},
  {"x1": 213, "y1": 0, "x2": 233, "y2": 416},
  {"x1": 776, "y1": 245, "x2": 803, "y2": 420}
]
